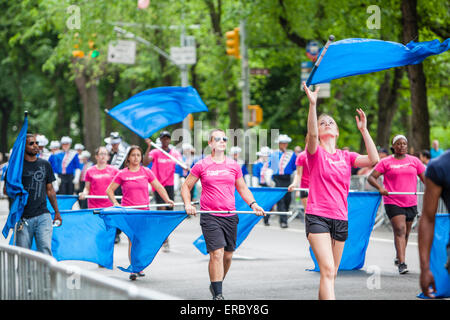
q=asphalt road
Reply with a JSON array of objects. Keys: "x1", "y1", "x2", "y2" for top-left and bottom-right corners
[{"x1": 0, "y1": 198, "x2": 425, "y2": 300}]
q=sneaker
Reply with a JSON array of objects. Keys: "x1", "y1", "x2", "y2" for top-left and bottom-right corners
[
  {"x1": 394, "y1": 258, "x2": 399, "y2": 266},
  {"x1": 280, "y1": 222, "x2": 288, "y2": 228},
  {"x1": 398, "y1": 263, "x2": 408, "y2": 274},
  {"x1": 129, "y1": 273, "x2": 137, "y2": 281},
  {"x1": 137, "y1": 271, "x2": 145, "y2": 277},
  {"x1": 209, "y1": 284, "x2": 215, "y2": 298},
  {"x1": 213, "y1": 294, "x2": 224, "y2": 300}
]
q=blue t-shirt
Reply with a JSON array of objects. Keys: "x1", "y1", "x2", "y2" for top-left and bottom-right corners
[
  {"x1": 425, "y1": 150, "x2": 450, "y2": 212},
  {"x1": 430, "y1": 148, "x2": 444, "y2": 159}
]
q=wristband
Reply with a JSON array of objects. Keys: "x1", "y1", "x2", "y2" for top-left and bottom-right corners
[{"x1": 249, "y1": 201, "x2": 257, "y2": 208}]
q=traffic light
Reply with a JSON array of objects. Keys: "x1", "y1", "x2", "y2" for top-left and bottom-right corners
[
  {"x1": 225, "y1": 27, "x2": 240, "y2": 58},
  {"x1": 247, "y1": 105, "x2": 263, "y2": 127}
]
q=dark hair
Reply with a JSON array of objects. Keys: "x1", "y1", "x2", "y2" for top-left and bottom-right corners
[
  {"x1": 26, "y1": 133, "x2": 35, "y2": 139},
  {"x1": 420, "y1": 149, "x2": 431, "y2": 159},
  {"x1": 95, "y1": 146, "x2": 108, "y2": 155},
  {"x1": 125, "y1": 145, "x2": 143, "y2": 167}
]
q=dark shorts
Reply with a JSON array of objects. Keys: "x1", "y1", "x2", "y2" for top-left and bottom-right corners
[
  {"x1": 200, "y1": 214, "x2": 239, "y2": 253},
  {"x1": 155, "y1": 185, "x2": 175, "y2": 209},
  {"x1": 384, "y1": 204, "x2": 418, "y2": 222},
  {"x1": 300, "y1": 190, "x2": 309, "y2": 199},
  {"x1": 305, "y1": 214, "x2": 348, "y2": 242}
]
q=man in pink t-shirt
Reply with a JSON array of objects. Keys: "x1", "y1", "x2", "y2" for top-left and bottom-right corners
[{"x1": 143, "y1": 131, "x2": 183, "y2": 252}]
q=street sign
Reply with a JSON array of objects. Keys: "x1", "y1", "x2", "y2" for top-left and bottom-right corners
[
  {"x1": 170, "y1": 46, "x2": 196, "y2": 65},
  {"x1": 107, "y1": 40, "x2": 136, "y2": 65},
  {"x1": 300, "y1": 61, "x2": 330, "y2": 97},
  {"x1": 250, "y1": 68, "x2": 270, "y2": 76}
]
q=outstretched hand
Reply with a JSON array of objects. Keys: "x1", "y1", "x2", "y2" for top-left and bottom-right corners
[
  {"x1": 355, "y1": 108, "x2": 367, "y2": 131},
  {"x1": 302, "y1": 81, "x2": 320, "y2": 106}
]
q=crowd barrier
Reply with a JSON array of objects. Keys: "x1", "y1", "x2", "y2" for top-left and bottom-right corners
[{"x1": 0, "y1": 243, "x2": 179, "y2": 300}]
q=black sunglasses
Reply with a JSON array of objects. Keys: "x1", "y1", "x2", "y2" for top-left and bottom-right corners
[
  {"x1": 28, "y1": 141, "x2": 38, "y2": 146},
  {"x1": 213, "y1": 136, "x2": 228, "y2": 142}
]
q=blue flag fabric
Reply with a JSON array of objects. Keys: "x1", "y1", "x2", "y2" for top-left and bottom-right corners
[
  {"x1": 46, "y1": 195, "x2": 78, "y2": 212},
  {"x1": 308, "y1": 192, "x2": 381, "y2": 271},
  {"x1": 9, "y1": 209, "x2": 116, "y2": 268},
  {"x1": 52, "y1": 210, "x2": 116, "y2": 269},
  {"x1": 107, "y1": 86, "x2": 208, "y2": 138},
  {"x1": 193, "y1": 187, "x2": 288, "y2": 255},
  {"x1": 2, "y1": 115, "x2": 29, "y2": 238},
  {"x1": 307, "y1": 38, "x2": 450, "y2": 85},
  {"x1": 98, "y1": 207, "x2": 187, "y2": 273},
  {"x1": 418, "y1": 214, "x2": 450, "y2": 299}
]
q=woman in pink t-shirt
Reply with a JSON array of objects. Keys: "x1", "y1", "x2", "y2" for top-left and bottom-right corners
[
  {"x1": 106, "y1": 145, "x2": 174, "y2": 280},
  {"x1": 79, "y1": 146, "x2": 119, "y2": 209},
  {"x1": 368, "y1": 135, "x2": 425, "y2": 274},
  {"x1": 303, "y1": 82, "x2": 379, "y2": 300},
  {"x1": 181, "y1": 129, "x2": 265, "y2": 300}
]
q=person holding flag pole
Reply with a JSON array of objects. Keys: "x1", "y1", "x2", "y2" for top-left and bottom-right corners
[
  {"x1": 106, "y1": 145, "x2": 174, "y2": 280},
  {"x1": 181, "y1": 129, "x2": 265, "y2": 300},
  {"x1": 368, "y1": 135, "x2": 425, "y2": 274},
  {"x1": 302, "y1": 80, "x2": 379, "y2": 300}
]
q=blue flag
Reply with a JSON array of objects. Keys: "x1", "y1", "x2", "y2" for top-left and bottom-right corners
[
  {"x1": 52, "y1": 210, "x2": 116, "y2": 269},
  {"x1": 9, "y1": 209, "x2": 116, "y2": 268},
  {"x1": 107, "y1": 86, "x2": 208, "y2": 138},
  {"x1": 418, "y1": 214, "x2": 450, "y2": 299},
  {"x1": 193, "y1": 187, "x2": 288, "y2": 255},
  {"x1": 46, "y1": 195, "x2": 78, "y2": 212},
  {"x1": 2, "y1": 115, "x2": 29, "y2": 238},
  {"x1": 307, "y1": 38, "x2": 450, "y2": 85},
  {"x1": 308, "y1": 192, "x2": 381, "y2": 271},
  {"x1": 98, "y1": 207, "x2": 187, "y2": 273}
]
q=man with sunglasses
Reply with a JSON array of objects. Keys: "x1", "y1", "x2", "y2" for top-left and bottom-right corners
[{"x1": 5, "y1": 134, "x2": 61, "y2": 255}]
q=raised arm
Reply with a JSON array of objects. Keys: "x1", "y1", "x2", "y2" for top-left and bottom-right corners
[
  {"x1": 353, "y1": 108, "x2": 379, "y2": 168},
  {"x1": 302, "y1": 81, "x2": 320, "y2": 155},
  {"x1": 143, "y1": 138, "x2": 154, "y2": 167}
]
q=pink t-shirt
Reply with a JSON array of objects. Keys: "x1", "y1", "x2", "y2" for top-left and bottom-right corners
[
  {"x1": 295, "y1": 151, "x2": 310, "y2": 188},
  {"x1": 306, "y1": 146, "x2": 360, "y2": 221},
  {"x1": 190, "y1": 156, "x2": 243, "y2": 217},
  {"x1": 84, "y1": 165, "x2": 119, "y2": 209},
  {"x1": 373, "y1": 154, "x2": 425, "y2": 207},
  {"x1": 113, "y1": 166, "x2": 156, "y2": 207},
  {"x1": 149, "y1": 148, "x2": 182, "y2": 187}
]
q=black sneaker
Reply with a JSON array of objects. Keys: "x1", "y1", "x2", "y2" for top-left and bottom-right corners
[
  {"x1": 213, "y1": 294, "x2": 224, "y2": 300},
  {"x1": 394, "y1": 258, "x2": 399, "y2": 266},
  {"x1": 280, "y1": 222, "x2": 288, "y2": 228},
  {"x1": 137, "y1": 271, "x2": 145, "y2": 277},
  {"x1": 398, "y1": 263, "x2": 408, "y2": 274},
  {"x1": 129, "y1": 273, "x2": 137, "y2": 281}
]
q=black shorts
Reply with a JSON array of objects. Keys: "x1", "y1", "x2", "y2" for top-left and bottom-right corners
[
  {"x1": 155, "y1": 185, "x2": 175, "y2": 209},
  {"x1": 305, "y1": 214, "x2": 348, "y2": 242},
  {"x1": 300, "y1": 190, "x2": 309, "y2": 199},
  {"x1": 384, "y1": 204, "x2": 418, "y2": 222},
  {"x1": 200, "y1": 214, "x2": 239, "y2": 253}
]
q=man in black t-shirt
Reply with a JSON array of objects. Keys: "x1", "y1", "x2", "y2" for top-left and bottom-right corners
[
  {"x1": 418, "y1": 150, "x2": 450, "y2": 298},
  {"x1": 6, "y1": 134, "x2": 61, "y2": 255}
]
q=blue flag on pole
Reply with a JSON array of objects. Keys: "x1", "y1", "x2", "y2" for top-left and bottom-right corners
[
  {"x1": 2, "y1": 114, "x2": 29, "y2": 238},
  {"x1": 418, "y1": 214, "x2": 450, "y2": 299},
  {"x1": 98, "y1": 207, "x2": 187, "y2": 273},
  {"x1": 193, "y1": 187, "x2": 288, "y2": 255},
  {"x1": 107, "y1": 86, "x2": 208, "y2": 138},
  {"x1": 308, "y1": 192, "x2": 381, "y2": 271},
  {"x1": 52, "y1": 210, "x2": 116, "y2": 269},
  {"x1": 306, "y1": 38, "x2": 450, "y2": 85},
  {"x1": 9, "y1": 209, "x2": 116, "y2": 268}
]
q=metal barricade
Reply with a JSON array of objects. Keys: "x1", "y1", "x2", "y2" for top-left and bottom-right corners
[{"x1": 0, "y1": 243, "x2": 179, "y2": 300}]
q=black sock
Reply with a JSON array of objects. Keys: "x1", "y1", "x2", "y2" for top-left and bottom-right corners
[{"x1": 211, "y1": 281, "x2": 222, "y2": 295}]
